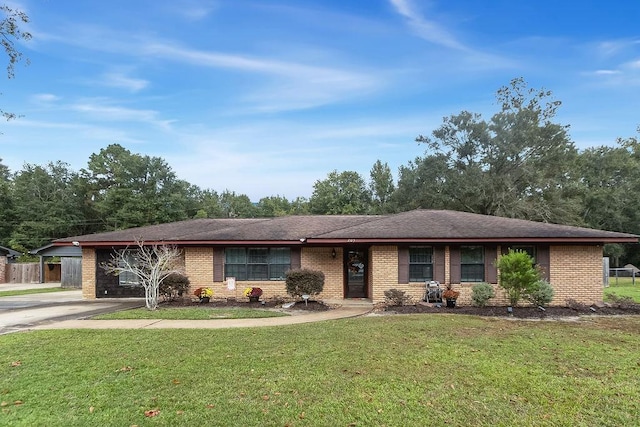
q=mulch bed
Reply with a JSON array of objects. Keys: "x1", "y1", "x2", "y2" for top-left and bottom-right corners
[
  {"x1": 159, "y1": 298, "x2": 331, "y2": 312},
  {"x1": 159, "y1": 298, "x2": 640, "y2": 318},
  {"x1": 382, "y1": 302, "x2": 640, "y2": 319}
]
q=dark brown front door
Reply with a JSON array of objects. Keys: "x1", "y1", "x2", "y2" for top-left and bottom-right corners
[{"x1": 345, "y1": 248, "x2": 367, "y2": 298}]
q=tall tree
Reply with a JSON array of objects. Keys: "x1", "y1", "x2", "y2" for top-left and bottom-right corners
[
  {"x1": 309, "y1": 170, "x2": 371, "y2": 214},
  {"x1": 0, "y1": 5, "x2": 31, "y2": 121},
  {"x1": 82, "y1": 144, "x2": 199, "y2": 229},
  {"x1": 398, "y1": 78, "x2": 580, "y2": 223},
  {"x1": 289, "y1": 196, "x2": 310, "y2": 215},
  {"x1": 10, "y1": 161, "x2": 85, "y2": 249},
  {"x1": 256, "y1": 195, "x2": 291, "y2": 217},
  {"x1": 219, "y1": 190, "x2": 256, "y2": 218},
  {"x1": 0, "y1": 157, "x2": 14, "y2": 244},
  {"x1": 369, "y1": 160, "x2": 395, "y2": 214},
  {"x1": 578, "y1": 128, "x2": 640, "y2": 267},
  {"x1": 193, "y1": 188, "x2": 224, "y2": 218}
]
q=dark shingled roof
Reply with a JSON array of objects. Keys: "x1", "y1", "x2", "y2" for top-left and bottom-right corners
[{"x1": 54, "y1": 209, "x2": 638, "y2": 246}]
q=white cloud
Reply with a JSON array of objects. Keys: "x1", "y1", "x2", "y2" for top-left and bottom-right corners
[
  {"x1": 70, "y1": 100, "x2": 174, "y2": 130},
  {"x1": 101, "y1": 72, "x2": 149, "y2": 92},
  {"x1": 388, "y1": 0, "x2": 467, "y2": 51},
  {"x1": 140, "y1": 41, "x2": 380, "y2": 112},
  {"x1": 30, "y1": 93, "x2": 60, "y2": 104}
]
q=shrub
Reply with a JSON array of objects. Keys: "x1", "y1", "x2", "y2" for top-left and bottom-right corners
[
  {"x1": 496, "y1": 250, "x2": 540, "y2": 306},
  {"x1": 285, "y1": 268, "x2": 325, "y2": 298},
  {"x1": 526, "y1": 280, "x2": 554, "y2": 307},
  {"x1": 606, "y1": 294, "x2": 637, "y2": 309},
  {"x1": 471, "y1": 282, "x2": 495, "y2": 307},
  {"x1": 384, "y1": 289, "x2": 412, "y2": 306},
  {"x1": 159, "y1": 273, "x2": 190, "y2": 301}
]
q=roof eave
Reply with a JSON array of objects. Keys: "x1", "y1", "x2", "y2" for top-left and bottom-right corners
[{"x1": 306, "y1": 237, "x2": 638, "y2": 244}]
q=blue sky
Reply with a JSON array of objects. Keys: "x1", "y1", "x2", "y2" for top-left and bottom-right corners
[{"x1": 1, "y1": 0, "x2": 639, "y2": 201}]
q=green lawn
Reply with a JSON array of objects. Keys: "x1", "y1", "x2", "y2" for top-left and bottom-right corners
[
  {"x1": 94, "y1": 306, "x2": 290, "y2": 320},
  {"x1": 0, "y1": 287, "x2": 74, "y2": 298},
  {"x1": 604, "y1": 277, "x2": 640, "y2": 302},
  {"x1": 1, "y1": 315, "x2": 639, "y2": 426}
]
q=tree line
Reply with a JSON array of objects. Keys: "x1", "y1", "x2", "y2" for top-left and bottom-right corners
[{"x1": 1, "y1": 79, "x2": 639, "y2": 265}]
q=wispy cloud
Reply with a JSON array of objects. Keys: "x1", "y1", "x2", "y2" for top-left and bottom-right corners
[
  {"x1": 166, "y1": 0, "x2": 219, "y2": 21},
  {"x1": 140, "y1": 41, "x2": 380, "y2": 112},
  {"x1": 30, "y1": 93, "x2": 60, "y2": 104},
  {"x1": 388, "y1": 0, "x2": 466, "y2": 51},
  {"x1": 70, "y1": 100, "x2": 174, "y2": 130},
  {"x1": 594, "y1": 39, "x2": 640, "y2": 58},
  {"x1": 100, "y1": 72, "x2": 149, "y2": 92}
]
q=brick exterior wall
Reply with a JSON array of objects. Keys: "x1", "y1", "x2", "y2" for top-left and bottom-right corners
[
  {"x1": 447, "y1": 245, "x2": 604, "y2": 307},
  {"x1": 0, "y1": 256, "x2": 6, "y2": 284},
  {"x1": 184, "y1": 247, "x2": 213, "y2": 296},
  {"x1": 82, "y1": 248, "x2": 96, "y2": 299},
  {"x1": 80, "y1": 243, "x2": 606, "y2": 307},
  {"x1": 301, "y1": 247, "x2": 343, "y2": 300},
  {"x1": 183, "y1": 247, "x2": 342, "y2": 301},
  {"x1": 549, "y1": 245, "x2": 603, "y2": 305},
  {"x1": 370, "y1": 245, "x2": 406, "y2": 303}
]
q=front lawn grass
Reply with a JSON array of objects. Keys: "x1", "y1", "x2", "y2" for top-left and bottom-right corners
[
  {"x1": 604, "y1": 277, "x2": 640, "y2": 302},
  {"x1": 0, "y1": 287, "x2": 73, "y2": 298},
  {"x1": 93, "y1": 306, "x2": 290, "y2": 320},
  {"x1": 1, "y1": 315, "x2": 639, "y2": 426}
]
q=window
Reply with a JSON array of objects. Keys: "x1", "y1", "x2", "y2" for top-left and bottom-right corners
[
  {"x1": 510, "y1": 245, "x2": 536, "y2": 263},
  {"x1": 461, "y1": 246, "x2": 484, "y2": 282},
  {"x1": 224, "y1": 248, "x2": 291, "y2": 280},
  {"x1": 118, "y1": 250, "x2": 140, "y2": 286},
  {"x1": 409, "y1": 247, "x2": 433, "y2": 282}
]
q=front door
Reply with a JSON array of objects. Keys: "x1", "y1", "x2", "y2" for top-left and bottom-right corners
[{"x1": 345, "y1": 248, "x2": 367, "y2": 298}]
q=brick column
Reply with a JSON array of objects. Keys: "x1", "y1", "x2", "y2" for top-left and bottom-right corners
[{"x1": 0, "y1": 256, "x2": 6, "y2": 284}]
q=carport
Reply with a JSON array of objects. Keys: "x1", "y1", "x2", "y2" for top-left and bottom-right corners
[{"x1": 30, "y1": 244, "x2": 82, "y2": 288}]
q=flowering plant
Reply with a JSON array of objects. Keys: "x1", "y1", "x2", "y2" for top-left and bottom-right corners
[
  {"x1": 194, "y1": 287, "x2": 213, "y2": 299},
  {"x1": 243, "y1": 287, "x2": 263, "y2": 298},
  {"x1": 442, "y1": 286, "x2": 460, "y2": 300}
]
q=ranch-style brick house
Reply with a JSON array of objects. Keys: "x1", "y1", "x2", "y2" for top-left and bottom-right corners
[{"x1": 54, "y1": 209, "x2": 638, "y2": 306}]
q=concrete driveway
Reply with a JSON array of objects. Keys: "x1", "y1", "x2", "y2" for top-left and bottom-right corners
[{"x1": 0, "y1": 283, "x2": 143, "y2": 334}]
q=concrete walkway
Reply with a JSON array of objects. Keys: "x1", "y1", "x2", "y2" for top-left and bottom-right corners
[
  {"x1": 2, "y1": 283, "x2": 374, "y2": 332},
  {"x1": 33, "y1": 306, "x2": 372, "y2": 331}
]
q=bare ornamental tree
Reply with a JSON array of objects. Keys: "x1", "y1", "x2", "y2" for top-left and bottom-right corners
[{"x1": 101, "y1": 240, "x2": 184, "y2": 310}]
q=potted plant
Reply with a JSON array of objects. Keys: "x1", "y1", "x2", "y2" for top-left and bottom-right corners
[
  {"x1": 243, "y1": 287, "x2": 263, "y2": 302},
  {"x1": 194, "y1": 287, "x2": 213, "y2": 303},
  {"x1": 442, "y1": 285, "x2": 460, "y2": 308}
]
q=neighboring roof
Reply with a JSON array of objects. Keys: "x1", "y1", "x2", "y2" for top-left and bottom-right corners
[
  {"x1": 30, "y1": 243, "x2": 82, "y2": 257},
  {"x1": 53, "y1": 209, "x2": 639, "y2": 247},
  {"x1": 0, "y1": 245, "x2": 21, "y2": 258}
]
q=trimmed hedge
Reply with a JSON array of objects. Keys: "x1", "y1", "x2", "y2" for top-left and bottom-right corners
[{"x1": 285, "y1": 268, "x2": 325, "y2": 298}]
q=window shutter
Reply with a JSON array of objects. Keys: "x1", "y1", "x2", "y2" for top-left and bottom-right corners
[
  {"x1": 434, "y1": 246, "x2": 445, "y2": 283},
  {"x1": 213, "y1": 248, "x2": 224, "y2": 282},
  {"x1": 398, "y1": 247, "x2": 409, "y2": 283},
  {"x1": 536, "y1": 245, "x2": 550, "y2": 280},
  {"x1": 290, "y1": 247, "x2": 301, "y2": 270},
  {"x1": 485, "y1": 246, "x2": 497, "y2": 283},
  {"x1": 449, "y1": 246, "x2": 461, "y2": 284}
]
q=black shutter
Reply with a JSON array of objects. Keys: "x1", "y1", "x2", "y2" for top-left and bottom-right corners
[
  {"x1": 214, "y1": 248, "x2": 224, "y2": 282},
  {"x1": 450, "y1": 246, "x2": 461, "y2": 284},
  {"x1": 434, "y1": 246, "x2": 445, "y2": 283},
  {"x1": 536, "y1": 245, "x2": 550, "y2": 281},
  {"x1": 485, "y1": 246, "x2": 497, "y2": 283},
  {"x1": 290, "y1": 247, "x2": 301, "y2": 270},
  {"x1": 398, "y1": 247, "x2": 409, "y2": 283}
]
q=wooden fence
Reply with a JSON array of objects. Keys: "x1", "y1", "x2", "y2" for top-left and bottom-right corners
[
  {"x1": 5, "y1": 262, "x2": 65, "y2": 284},
  {"x1": 6, "y1": 263, "x2": 39, "y2": 284},
  {"x1": 61, "y1": 258, "x2": 82, "y2": 288}
]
